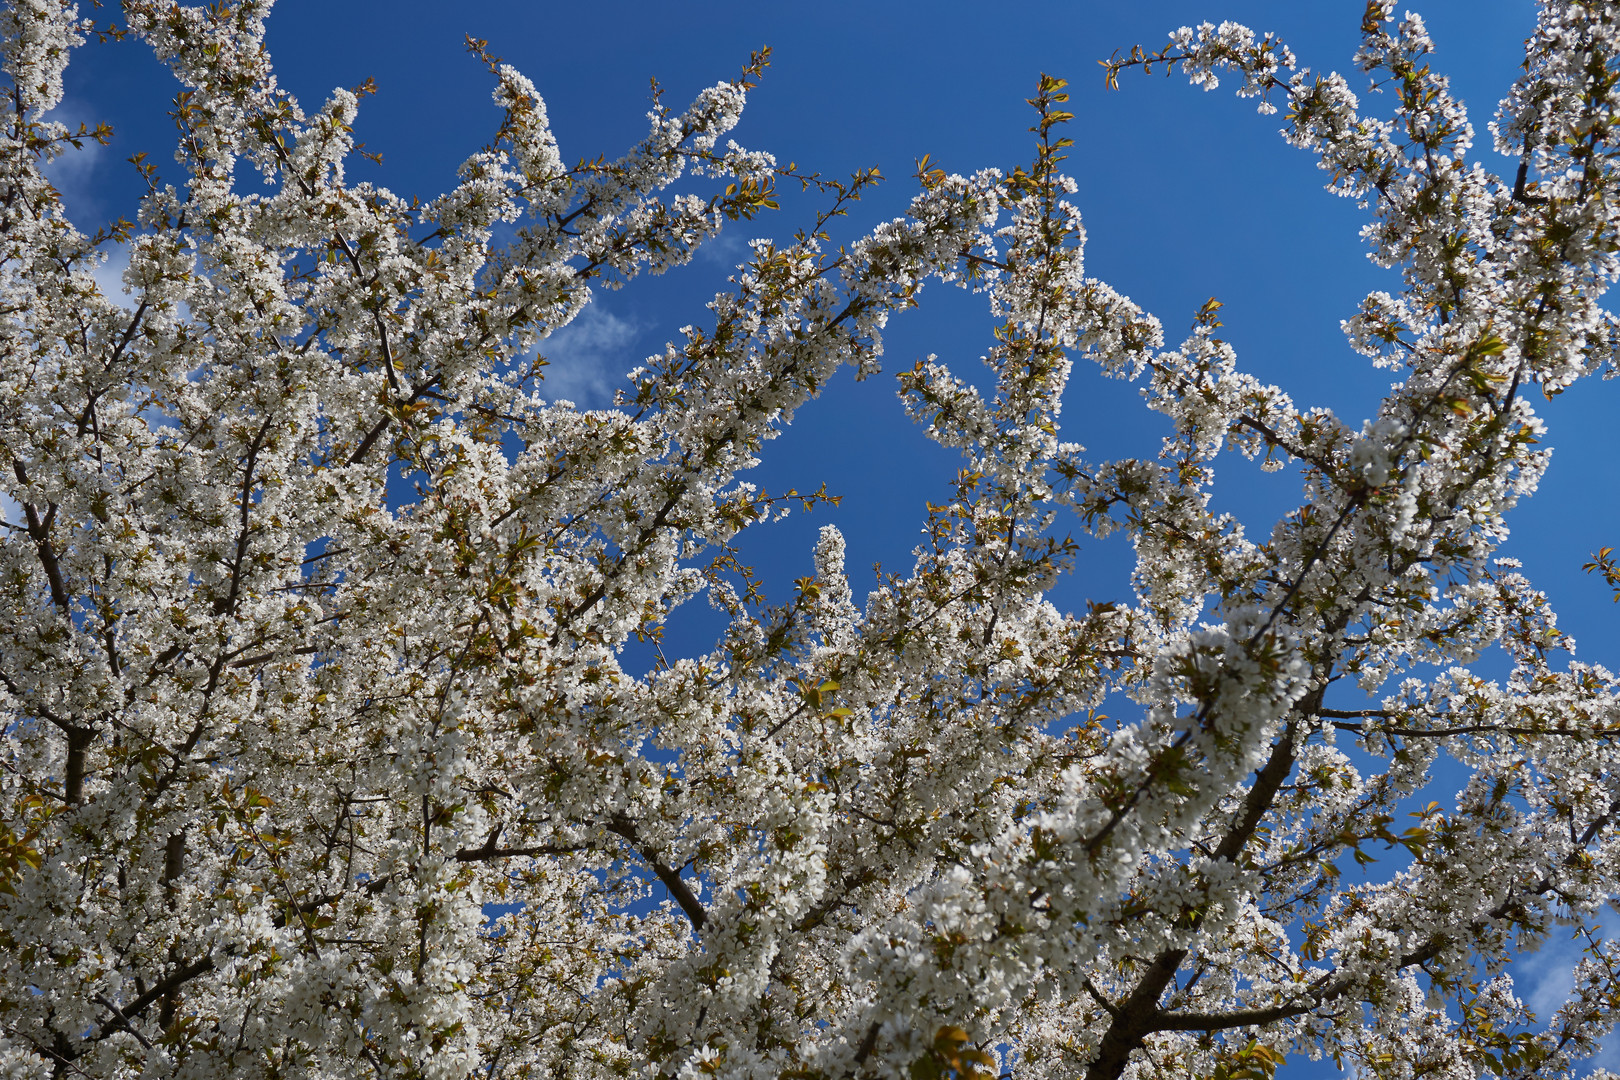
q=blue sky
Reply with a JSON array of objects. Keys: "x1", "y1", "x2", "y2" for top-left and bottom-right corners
[{"x1": 61, "y1": 1, "x2": 1614, "y2": 673}]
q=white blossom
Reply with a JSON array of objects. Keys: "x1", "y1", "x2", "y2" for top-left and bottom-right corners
[{"x1": 2, "y1": 5, "x2": 1620, "y2": 1080}]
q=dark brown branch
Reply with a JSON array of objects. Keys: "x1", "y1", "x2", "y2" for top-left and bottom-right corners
[
  {"x1": 89, "y1": 955, "x2": 215, "y2": 1046},
  {"x1": 1086, "y1": 949, "x2": 1190, "y2": 1080},
  {"x1": 1154, "y1": 831, "x2": 1615, "y2": 1045},
  {"x1": 606, "y1": 818, "x2": 707, "y2": 932},
  {"x1": 0, "y1": 666, "x2": 68, "y2": 729},
  {"x1": 547, "y1": 489, "x2": 684, "y2": 645},
  {"x1": 212, "y1": 415, "x2": 274, "y2": 618},
  {"x1": 63, "y1": 726, "x2": 90, "y2": 806},
  {"x1": 1512, "y1": 133, "x2": 1547, "y2": 205},
  {"x1": 1080, "y1": 727, "x2": 1196, "y2": 855},
  {"x1": 229, "y1": 645, "x2": 319, "y2": 669},
  {"x1": 1082, "y1": 977, "x2": 1121, "y2": 1019},
  {"x1": 1085, "y1": 712, "x2": 1306, "y2": 1080},
  {"x1": 346, "y1": 378, "x2": 438, "y2": 466},
  {"x1": 89, "y1": 996, "x2": 152, "y2": 1050},
  {"x1": 269, "y1": 137, "x2": 400, "y2": 392},
  {"x1": 103, "y1": 299, "x2": 150, "y2": 371},
  {"x1": 14, "y1": 461, "x2": 70, "y2": 613},
  {"x1": 1151, "y1": 1001, "x2": 1315, "y2": 1033},
  {"x1": 348, "y1": 413, "x2": 393, "y2": 465},
  {"x1": 792, "y1": 869, "x2": 877, "y2": 934},
  {"x1": 852, "y1": 1021, "x2": 882, "y2": 1069},
  {"x1": 278, "y1": 838, "x2": 594, "y2": 928},
  {"x1": 1332, "y1": 720, "x2": 1620, "y2": 739},
  {"x1": 163, "y1": 832, "x2": 185, "y2": 898},
  {"x1": 452, "y1": 842, "x2": 590, "y2": 863}
]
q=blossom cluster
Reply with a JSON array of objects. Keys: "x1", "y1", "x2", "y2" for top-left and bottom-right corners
[{"x1": 3, "y1": 3, "x2": 1620, "y2": 1080}]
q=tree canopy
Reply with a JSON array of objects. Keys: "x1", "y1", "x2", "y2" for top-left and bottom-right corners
[{"x1": 3, "y1": 2, "x2": 1620, "y2": 1079}]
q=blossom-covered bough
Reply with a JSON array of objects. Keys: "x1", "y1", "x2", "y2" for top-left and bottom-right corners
[{"x1": 4, "y1": 0, "x2": 1620, "y2": 1077}]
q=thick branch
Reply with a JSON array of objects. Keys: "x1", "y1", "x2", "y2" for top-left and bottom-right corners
[
  {"x1": 1085, "y1": 714, "x2": 1305, "y2": 1080},
  {"x1": 63, "y1": 726, "x2": 90, "y2": 806},
  {"x1": 1151, "y1": 1001, "x2": 1314, "y2": 1033},
  {"x1": 14, "y1": 461, "x2": 69, "y2": 613},
  {"x1": 606, "y1": 818, "x2": 707, "y2": 932},
  {"x1": 1332, "y1": 720, "x2": 1620, "y2": 740},
  {"x1": 89, "y1": 955, "x2": 215, "y2": 1047},
  {"x1": 452, "y1": 842, "x2": 591, "y2": 863}
]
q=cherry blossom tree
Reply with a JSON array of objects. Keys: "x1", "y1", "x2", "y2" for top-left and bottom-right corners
[{"x1": 4, "y1": 1, "x2": 1620, "y2": 1079}]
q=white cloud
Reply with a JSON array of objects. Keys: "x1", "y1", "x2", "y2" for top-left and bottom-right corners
[
  {"x1": 1520, "y1": 930, "x2": 1582, "y2": 1021},
  {"x1": 92, "y1": 244, "x2": 132, "y2": 309},
  {"x1": 536, "y1": 303, "x2": 640, "y2": 408},
  {"x1": 1511, "y1": 913, "x2": 1620, "y2": 1072},
  {"x1": 696, "y1": 230, "x2": 747, "y2": 269},
  {"x1": 34, "y1": 98, "x2": 139, "y2": 314},
  {"x1": 40, "y1": 102, "x2": 112, "y2": 226}
]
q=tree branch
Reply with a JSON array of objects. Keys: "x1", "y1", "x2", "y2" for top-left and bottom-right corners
[{"x1": 606, "y1": 818, "x2": 707, "y2": 932}]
